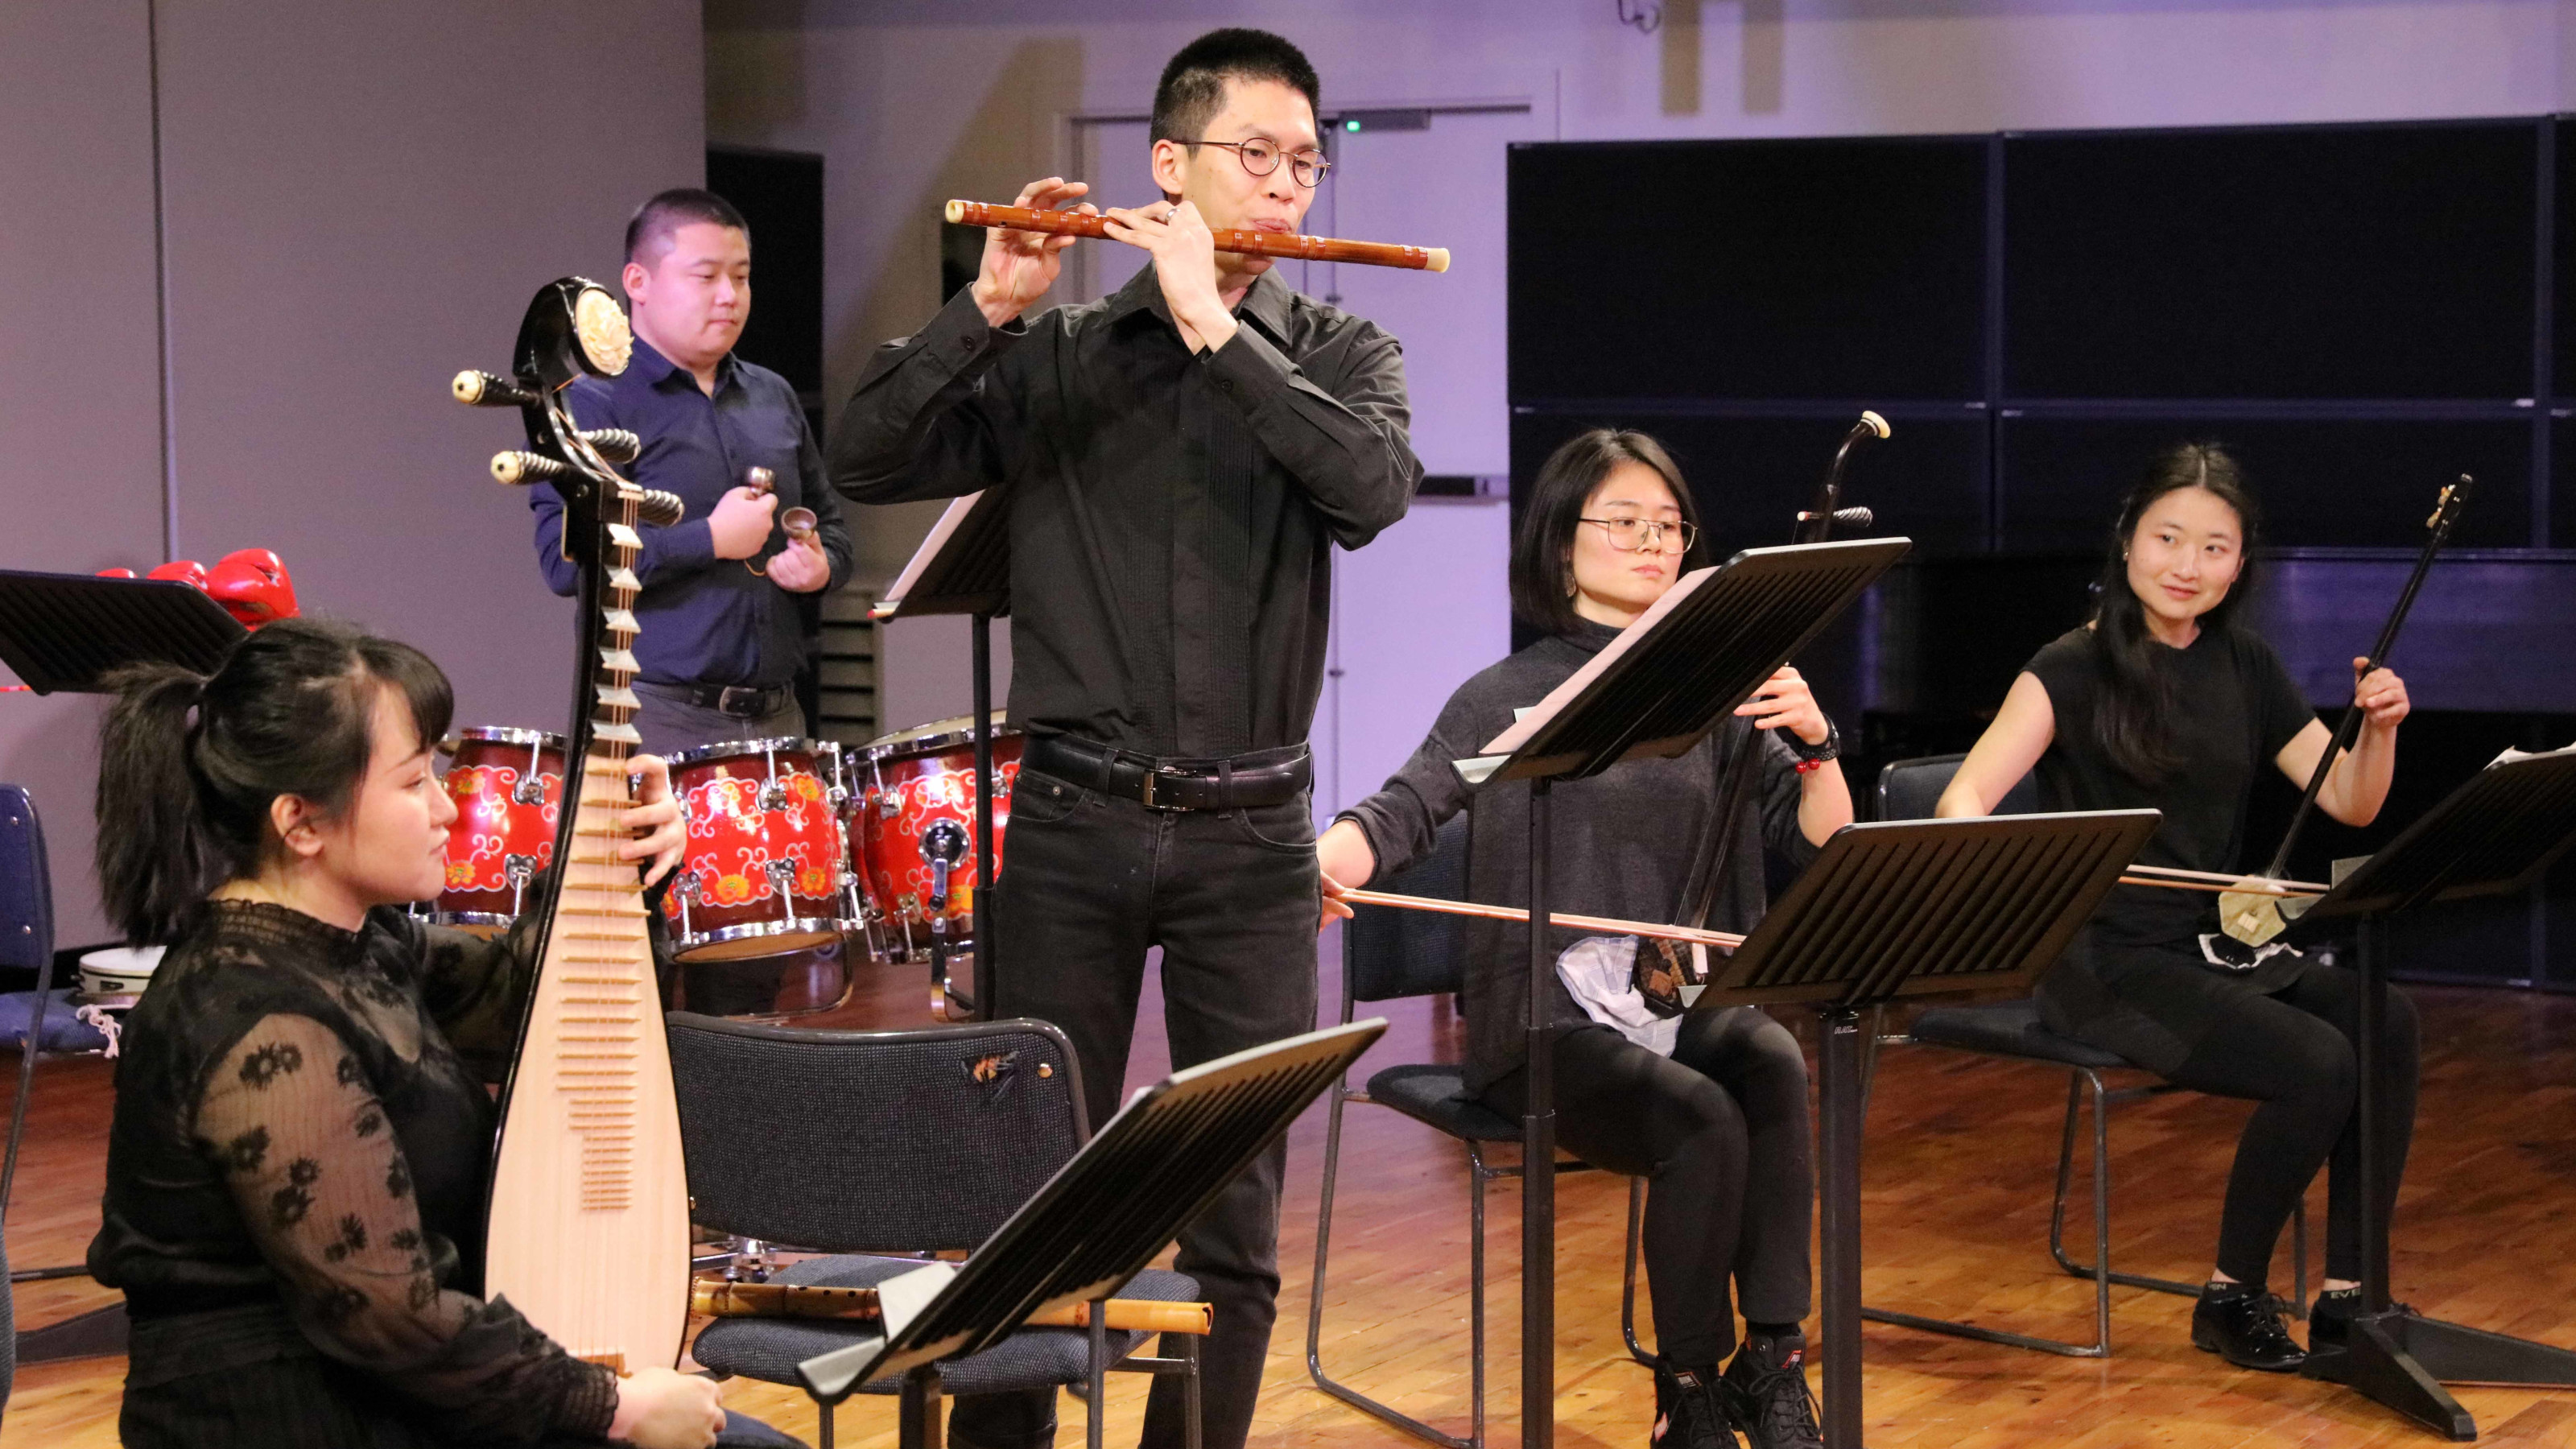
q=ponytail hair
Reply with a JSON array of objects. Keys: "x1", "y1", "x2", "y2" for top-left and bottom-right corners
[
  {"x1": 95, "y1": 617, "x2": 453, "y2": 944},
  {"x1": 2087, "y1": 441, "x2": 2262, "y2": 784}
]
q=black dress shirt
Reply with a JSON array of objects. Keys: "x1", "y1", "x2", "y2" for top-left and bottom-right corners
[
  {"x1": 531, "y1": 336, "x2": 853, "y2": 689},
  {"x1": 829, "y1": 266, "x2": 1421, "y2": 758}
]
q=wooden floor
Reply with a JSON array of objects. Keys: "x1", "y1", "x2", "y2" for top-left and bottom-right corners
[{"x1": 6, "y1": 942, "x2": 2576, "y2": 1447}]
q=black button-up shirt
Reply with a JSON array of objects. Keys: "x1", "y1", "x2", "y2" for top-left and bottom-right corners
[
  {"x1": 531, "y1": 336, "x2": 852, "y2": 689},
  {"x1": 828, "y1": 267, "x2": 1420, "y2": 758}
]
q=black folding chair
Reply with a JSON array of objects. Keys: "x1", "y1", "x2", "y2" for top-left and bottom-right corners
[
  {"x1": 1305, "y1": 817, "x2": 1650, "y2": 1449},
  {"x1": 669, "y1": 1013, "x2": 1203, "y2": 1449},
  {"x1": 1861, "y1": 753, "x2": 2303, "y2": 1357}
]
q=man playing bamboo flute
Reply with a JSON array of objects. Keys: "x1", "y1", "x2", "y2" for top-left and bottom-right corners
[{"x1": 828, "y1": 27, "x2": 1421, "y2": 1449}]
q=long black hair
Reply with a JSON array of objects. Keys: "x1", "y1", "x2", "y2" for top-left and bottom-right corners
[
  {"x1": 95, "y1": 617, "x2": 453, "y2": 945},
  {"x1": 2088, "y1": 441, "x2": 2263, "y2": 784},
  {"x1": 1509, "y1": 428, "x2": 1711, "y2": 635}
]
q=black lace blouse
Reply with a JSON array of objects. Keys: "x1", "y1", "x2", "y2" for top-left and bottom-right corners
[{"x1": 89, "y1": 898, "x2": 618, "y2": 1445}]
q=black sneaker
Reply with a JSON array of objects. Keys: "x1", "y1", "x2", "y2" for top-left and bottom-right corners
[
  {"x1": 2309, "y1": 1289, "x2": 2419, "y2": 1349},
  {"x1": 1651, "y1": 1359, "x2": 1737, "y2": 1449},
  {"x1": 2192, "y1": 1282, "x2": 2306, "y2": 1371},
  {"x1": 1720, "y1": 1331, "x2": 1822, "y2": 1449}
]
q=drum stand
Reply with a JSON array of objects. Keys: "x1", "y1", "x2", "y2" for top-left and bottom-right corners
[{"x1": 869, "y1": 488, "x2": 1011, "y2": 1022}]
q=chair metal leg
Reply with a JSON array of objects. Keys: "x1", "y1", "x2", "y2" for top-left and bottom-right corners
[
  {"x1": 1471, "y1": 1154, "x2": 1488, "y2": 1449},
  {"x1": 1304, "y1": 1084, "x2": 1476, "y2": 1449},
  {"x1": 1183, "y1": 1331, "x2": 1203, "y2": 1449},
  {"x1": 1864, "y1": 1067, "x2": 2117, "y2": 1357},
  {"x1": 2, "y1": 950, "x2": 61, "y2": 1213},
  {"x1": 1618, "y1": 1177, "x2": 1653, "y2": 1367},
  {"x1": 2046, "y1": 1074, "x2": 2217, "y2": 1303},
  {"x1": 819, "y1": 1397, "x2": 834, "y2": 1449},
  {"x1": 1088, "y1": 1298, "x2": 1108, "y2": 1449},
  {"x1": 899, "y1": 1365, "x2": 944, "y2": 1449}
]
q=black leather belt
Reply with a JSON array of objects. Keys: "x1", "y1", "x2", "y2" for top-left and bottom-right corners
[
  {"x1": 638, "y1": 679, "x2": 792, "y2": 720},
  {"x1": 1025, "y1": 733, "x2": 1311, "y2": 812}
]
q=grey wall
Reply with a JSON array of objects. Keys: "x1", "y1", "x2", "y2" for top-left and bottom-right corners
[{"x1": 0, "y1": 0, "x2": 705, "y2": 946}]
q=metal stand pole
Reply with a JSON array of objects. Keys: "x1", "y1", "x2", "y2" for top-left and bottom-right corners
[
  {"x1": 1816, "y1": 1006, "x2": 1867, "y2": 1449},
  {"x1": 972, "y1": 612, "x2": 996, "y2": 1022},
  {"x1": 1521, "y1": 777, "x2": 1554, "y2": 1449}
]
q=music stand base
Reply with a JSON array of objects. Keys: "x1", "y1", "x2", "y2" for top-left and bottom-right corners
[
  {"x1": 2301, "y1": 1312, "x2": 2576, "y2": 1441},
  {"x1": 18, "y1": 1302, "x2": 130, "y2": 1364}
]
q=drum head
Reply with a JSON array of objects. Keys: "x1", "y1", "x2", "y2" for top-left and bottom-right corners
[
  {"x1": 667, "y1": 735, "x2": 821, "y2": 770},
  {"x1": 442, "y1": 725, "x2": 570, "y2": 754},
  {"x1": 77, "y1": 944, "x2": 168, "y2": 1003},
  {"x1": 863, "y1": 712, "x2": 1013, "y2": 761}
]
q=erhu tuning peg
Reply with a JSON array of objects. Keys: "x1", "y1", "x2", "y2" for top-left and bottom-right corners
[
  {"x1": 452, "y1": 369, "x2": 539, "y2": 407},
  {"x1": 581, "y1": 427, "x2": 642, "y2": 464},
  {"x1": 492, "y1": 451, "x2": 572, "y2": 485}
]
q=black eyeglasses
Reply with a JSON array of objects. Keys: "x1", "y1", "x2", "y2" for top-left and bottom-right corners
[
  {"x1": 1188, "y1": 137, "x2": 1332, "y2": 188},
  {"x1": 1579, "y1": 516, "x2": 1698, "y2": 554}
]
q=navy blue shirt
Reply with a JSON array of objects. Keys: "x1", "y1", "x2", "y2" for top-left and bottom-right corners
[{"x1": 530, "y1": 336, "x2": 853, "y2": 689}]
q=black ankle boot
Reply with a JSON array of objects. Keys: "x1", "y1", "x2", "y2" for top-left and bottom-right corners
[
  {"x1": 1720, "y1": 1331, "x2": 1821, "y2": 1449},
  {"x1": 1651, "y1": 1358, "x2": 1736, "y2": 1449},
  {"x1": 2192, "y1": 1282, "x2": 2306, "y2": 1371}
]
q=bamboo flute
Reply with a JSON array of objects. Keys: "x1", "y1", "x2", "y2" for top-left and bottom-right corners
[{"x1": 944, "y1": 199, "x2": 1451, "y2": 273}]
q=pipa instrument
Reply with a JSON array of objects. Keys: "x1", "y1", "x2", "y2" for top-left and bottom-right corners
[{"x1": 454, "y1": 280, "x2": 691, "y2": 1372}]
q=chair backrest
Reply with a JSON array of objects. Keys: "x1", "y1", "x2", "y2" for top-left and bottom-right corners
[
  {"x1": 1343, "y1": 814, "x2": 1472, "y2": 1006},
  {"x1": 1875, "y1": 753, "x2": 2040, "y2": 824},
  {"x1": 0, "y1": 786, "x2": 54, "y2": 974},
  {"x1": 665, "y1": 1013, "x2": 1087, "y2": 1254}
]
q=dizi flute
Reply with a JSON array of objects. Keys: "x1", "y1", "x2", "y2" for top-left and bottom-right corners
[{"x1": 944, "y1": 199, "x2": 1451, "y2": 273}]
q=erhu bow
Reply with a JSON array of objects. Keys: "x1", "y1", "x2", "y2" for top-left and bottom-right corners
[
  {"x1": 2219, "y1": 473, "x2": 2475, "y2": 947},
  {"x1": 453, "y1": 279, "x2": 691, "y2": 1373}
]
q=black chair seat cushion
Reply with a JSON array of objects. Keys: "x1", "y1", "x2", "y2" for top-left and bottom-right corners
[
  {"x1": 693, "y1": 1256, "x2": 1199, "y2": 1394},
  {"x1": 1366, "y1": 1063, "x2": 1518, "y2": 1142},
  {"x1": 1907, "y1": 1001, "x2": 2134, "y2": 1071}
]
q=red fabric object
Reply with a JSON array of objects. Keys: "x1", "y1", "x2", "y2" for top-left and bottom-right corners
[
  {"x1": 145, "y1": 559, "x2": 208, "y2": 588},
  {"x1": 204, "y1": 547, "x2": 299, "y2": 628},
  {"x1": 95, "y1": 568, "x2": 139, "y2": 580}
]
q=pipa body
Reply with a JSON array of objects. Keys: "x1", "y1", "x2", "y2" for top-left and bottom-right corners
[{"x1": 473, "y1": 279, "x2": 691, "y2": 1373}]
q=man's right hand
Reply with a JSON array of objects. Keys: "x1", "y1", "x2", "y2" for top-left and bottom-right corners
[
  {"x1": 970, "y1": 177, "x2": 1095, "y2": 328},
  {"x1": 708, "y1": 485, "x2": 778, "y2": 561}
]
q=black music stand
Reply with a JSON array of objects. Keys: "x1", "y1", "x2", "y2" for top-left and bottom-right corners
[
  {"x1": 0, "y1": 568, "x2": 245, "y2": 693},
  {"x1": 1465, "y1": 538, "x2": 1909, "y2": 1449},
  {"x1": 1696, "y1": 811, "x2": 2159, "y2": 1447},
  {"x1": 795, "y1": 1017, "x2": 1389, "y2": 1449},
  {"x1": 870, "y1": 489, "x2": 1010, "y2": 1018},
  {"x1": 2284, "y1": 744, "x2": 2576, "y2": 1440}
]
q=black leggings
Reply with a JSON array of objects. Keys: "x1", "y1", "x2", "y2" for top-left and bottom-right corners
[
  {"x1": 1481, "y1": 1009, "x2": 1813, "y2": 1369},
  {"x1": 2160, "y1": 962, "x2": 2421, "y2": 1286}
]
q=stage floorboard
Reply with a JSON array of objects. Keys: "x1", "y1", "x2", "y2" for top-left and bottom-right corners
[{"x1": 5, "y1": 943, "x2": 2573, "y2": 1447}]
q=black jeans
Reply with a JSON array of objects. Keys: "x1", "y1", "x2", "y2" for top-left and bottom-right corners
[
  {"x1": 947, "y1": 765, "x2": 1322, "y2": 1449},
  {"x1": 2159, "y1": 959, "x2": 2421, "y2": 1287},
  {"x1": 1480, "y1": 1011, "x2": 1814, "y2": 1371}
]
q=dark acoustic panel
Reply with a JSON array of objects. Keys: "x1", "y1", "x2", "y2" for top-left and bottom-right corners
[
  {"x1": 2554, "y1": 415, "x2": 2576, "y2": 549},
  {"x1": 1508, "y1": 138, "x2": 1988, "y2": 402},
  {"x1": 1510, "y1": 411, "x2": 1989, "y2": 559},
  {"x1": 2004, "y1": 120, "x2": 2537, "y2": 400},
  {"x1": 1996, "y1": 417, "x2": 2531, "y2": 551},
  {"x1": 707, "y1": 147, "x2": 825, "y2": 404},
  {"x1": 2557, "y1": 117, "x2": 2576, "y2": 400}
]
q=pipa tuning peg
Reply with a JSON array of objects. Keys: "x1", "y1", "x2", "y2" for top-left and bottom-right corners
[
  {"x1": 581, "y1": 428, "x2": 642, "y2": 464},
  {"x1": 453, "y1": 369, "x2": 539, "y2": 408},
  {"x1": 492, "y1": 450, "x2": 572, "y2": 485},
  {"x1": 634, "y1": 489, "x2": 685, "y2": 527},
  {"x1": 1831, "y1": 506, "x2": 1873, "y2": 530}
]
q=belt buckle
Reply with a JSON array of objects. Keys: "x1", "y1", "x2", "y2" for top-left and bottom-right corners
[
  {"x1": 718, "y1": 686, "x2": 764, "y2": 717},
  {"x1": 1139, "y1": 766, "x2": 1189, "y2": 811}
]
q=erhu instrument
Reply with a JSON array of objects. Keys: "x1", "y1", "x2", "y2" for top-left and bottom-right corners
[
  {"x1": 944, "y1": 199, "x2": 1451, "y2": 273},
  {"x1": 453, "y1": 280, "x2": 692, "y2": 1373},
  {"x1": 2219, "y1": 473, "x2": 2475, "y2": 946}
]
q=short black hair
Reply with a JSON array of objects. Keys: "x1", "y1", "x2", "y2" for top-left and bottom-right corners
[
  {"x1": 1151, "y1": 28, "x2": 1321, "y2": 147},
  {"x1": 625, "y1": 188, "x2": 749, "y2": 268},
  {"x1": 1509, "y1": 429, "x2": 1710, "y2": 636}
]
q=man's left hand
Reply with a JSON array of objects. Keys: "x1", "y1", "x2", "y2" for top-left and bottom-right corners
[
  {"x1": 766, "y1": 537, "x2": 832, "y2": 593},
  {"x1": 1101, "y1": 200, "x2": 1236, "y2": 354}
]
